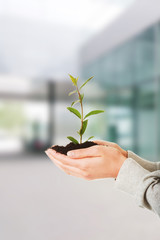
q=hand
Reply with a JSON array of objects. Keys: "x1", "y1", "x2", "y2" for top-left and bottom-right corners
[
  {"x1": 93, "y1": 140, "x2": 128, "y2": 158},
  {"x1": 45, "y1": 143, "x2": 127, "y2": 180}
]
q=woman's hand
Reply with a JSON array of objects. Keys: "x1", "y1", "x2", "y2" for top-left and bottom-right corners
[
  {"x1": 45, "y1": 142, "x2": 127, "y2": 180},
  {"x1": 93, "y1": 140, "x2": 128, "y2": 158}
]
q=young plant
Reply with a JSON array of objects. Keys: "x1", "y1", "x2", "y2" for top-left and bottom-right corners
[{"x1": 67, "y1": 74, "x2": 104, "y2": 144}]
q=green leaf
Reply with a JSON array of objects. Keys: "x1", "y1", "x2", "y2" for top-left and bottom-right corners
[
  {"x1": 67, "y1": 136, "x2": 79, "y2": 144},
  {"x1": 80, "y1": 119, "x2": 88, "y2": 135},
  {"x1": 71, "y1": 99, "x2": 80, "y2": 107},
  {"x1": 84, "y1": 110, "x2": 104, "y2": 120},
  {"x1": 79, "y1": 76, "x2": 94, "y2": 90},
  {"x1": 86, "y1": 136, "x2": 94, "y2": 142},
  {"x1": 69, "y1": 74, "x2": 78, "y2": 86},
  {"x1": 80, "y1": 93, "x2": 84, "y2": 101},
  {"x1": 68, "y1": 90, "x2": 77, "y2": 96},
  {"x1": 67, "y1": 107, "x2": 81, "y2": 119}
]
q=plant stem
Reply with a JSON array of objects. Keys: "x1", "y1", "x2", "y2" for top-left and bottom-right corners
[{"x1": 76, "y1": 85, "x2": 83, "y2": 144}]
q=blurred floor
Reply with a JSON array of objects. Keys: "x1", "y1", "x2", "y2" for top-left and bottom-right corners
[{"x1": 0, "y1": 155, "x2": 159, "y2": 240}]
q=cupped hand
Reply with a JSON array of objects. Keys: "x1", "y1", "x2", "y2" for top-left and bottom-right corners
[
  {"x1": 45, "y1": 143, "x2": 127, "y2": 180},
  {"x1": 93, "y1": 140, "x2": 128, "y2": 158}
]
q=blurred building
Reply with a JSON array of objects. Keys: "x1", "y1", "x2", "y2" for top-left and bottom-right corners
[
  {"x1": 80, "y1": 0, "x2": 160, "y2": 161},
  {"x1": 0, "y1": 76, "x2": 78, "y2": 155}
]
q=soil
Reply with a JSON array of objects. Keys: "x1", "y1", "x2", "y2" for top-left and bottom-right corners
[{"x1": 50, "y1": 141, "x2": 98, "y2": 155}]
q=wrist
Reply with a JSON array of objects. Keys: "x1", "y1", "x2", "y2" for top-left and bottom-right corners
[
  {"x1": 115, "y1": 154, "x2": 127, "y2": 179},
  {"x1": 122, "y1": 149, "x2": 128, "y2": 158}
]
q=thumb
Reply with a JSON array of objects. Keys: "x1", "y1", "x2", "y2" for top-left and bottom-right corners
[
  {"x1": 67, "y1": 145, "x2": 102, "y2": 158},
  {"x1": 93, "y1": 139, "x2": 109, "y2": 146}
]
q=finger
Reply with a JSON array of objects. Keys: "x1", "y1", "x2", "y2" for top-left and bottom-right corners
[
  {"x1": 93, "y1": 140, "x2": 116, "y2": 148},
  {"x1": 52, "y1": 157, "x2": 66, "y2": 172},
  {"x1": 93, "y1": 139, "x2": 107, "y2": 145},
  {"x1": 45, "y1": 149, "x2": 82, "y2": 168},
  {"x1": 94, "y1": 140, "x2": 127, "y2": 156},
  {"x1": 52, "y1": 158, "x2": 85, "y2": 178},
  {"x1": 67, "y1": 145, "x2": 104, "y2": 158},
  {"x1": 47, "y1": 150, "x2": 101, "y2": 172}
]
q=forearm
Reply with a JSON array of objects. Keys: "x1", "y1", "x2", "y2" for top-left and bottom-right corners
[
  {"x1": 115, "y1": 157, "x2": 160, "y2": 217},
  {"x1": 127, "y1": 150, "x2": 160, "y2": 171}
]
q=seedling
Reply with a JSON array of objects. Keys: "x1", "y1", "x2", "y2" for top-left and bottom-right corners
[{"x1": 67, "y1": 74, "x2": 104, "y2": 144}]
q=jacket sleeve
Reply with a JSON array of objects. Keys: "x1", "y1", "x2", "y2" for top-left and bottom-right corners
[
  {"x1": 127, "y1": 150, "x2": 160, "y2": 171},
  {"x1": 115, "y1": 156, "x2": 160, "y2": 217}
]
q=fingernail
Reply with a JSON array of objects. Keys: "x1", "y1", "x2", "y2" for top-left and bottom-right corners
[
  {"x1": 67, "y1": 151, "x2": 74, "y2": 157},
  {"x1": 45, "y1": 149, "x2": 52, "y2": 154},
  {"x1": 45, "y1": 150, "x2": 49, "y2": 156}
]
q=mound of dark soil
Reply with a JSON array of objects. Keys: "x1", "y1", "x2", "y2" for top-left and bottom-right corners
[{"x1": 51, "y1": 141, "x2": 98, "y2": 155}]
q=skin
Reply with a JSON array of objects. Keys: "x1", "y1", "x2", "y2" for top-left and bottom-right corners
[{"x1": 45, "y1": 140, "x2": 128, "y2": 180}]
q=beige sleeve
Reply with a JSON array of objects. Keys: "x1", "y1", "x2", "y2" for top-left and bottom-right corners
[
  {"x1": 127, "y1": 150, "x2": 160, "y2": 171},
  {"x1": 115, "y1": 156, "x2": 160, "y2": 218}
]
